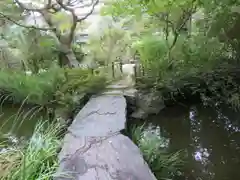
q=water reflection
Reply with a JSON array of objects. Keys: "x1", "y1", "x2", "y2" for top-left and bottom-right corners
[
  {"x1": 0, "y1": 104, "x2": 46, "y2": 153},
  {"x1": 143, "y1": 104, "x2": 240, "y2": 180}
]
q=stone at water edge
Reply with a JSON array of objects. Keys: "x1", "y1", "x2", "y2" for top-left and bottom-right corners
[
  {"x1": 124, "y1": 88, "x2": 138, "y2": 112},
  {"x1": 131, "y1": 91, "x2": 165, "y2": 119},
  {"x1": 131, "y1": 108, "x2": 149, "y2": 119}
]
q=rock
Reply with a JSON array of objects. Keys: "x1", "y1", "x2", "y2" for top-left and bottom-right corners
[
  {"x1": 55, "y1": 133, "x2": 157, "y2": 180},
  {"x1": 68, "y1": 95, "x2": 127, "y2": 136},
  {"x1": 54, "y1": 94, "x2": 157, "y2": 180},
  {"x1": 124, "y1": 88, "x2": 138, "y2": 105},
  {"x1": 131, "y1": 108, "x2": 148, "y2": 119},
  {"x1": 131, "y1": 91, "x2": 165, "y2": 119}
]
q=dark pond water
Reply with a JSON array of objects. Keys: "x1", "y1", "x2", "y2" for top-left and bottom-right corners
[
  {"x1": 139, "y1": 104, "x2": 240, "y2": 180},
  {"x1": 0, "y1": 104, "x2": 46, "y2": 148}
]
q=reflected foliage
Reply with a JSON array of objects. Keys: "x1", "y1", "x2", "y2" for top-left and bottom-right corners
[{"x1": 141, "y1": 104, "x2": 240, "y2": 180}]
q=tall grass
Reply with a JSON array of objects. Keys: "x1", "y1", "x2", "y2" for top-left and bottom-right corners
[
  {"x1": 131, "y1": 125, "x2": 186, "y2": 180},
  {"x1": 0, "y1": 120, "x2": 63, "y2": 180},
  {"x1": 0, "y1": 100, "x2": 46, "y2": 138}
]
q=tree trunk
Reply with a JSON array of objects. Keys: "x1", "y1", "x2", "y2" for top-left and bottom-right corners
[
  {"x1": 65, "y1": 48, "x2": 80, "y2": 67},
  {"x1": 58, "y1": 43, "x2": 80, "y2": 68},
  {"x1": 40, "y1": 10, "x2": 80, "y2": 68}
]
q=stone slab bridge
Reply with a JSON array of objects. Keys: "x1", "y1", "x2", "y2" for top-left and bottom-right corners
[{"x1": 53, "y1": 81, "x2": 157, "y2": 180}]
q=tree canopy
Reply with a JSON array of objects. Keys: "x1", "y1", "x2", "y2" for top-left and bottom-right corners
[{"x1": 0, "y1": 0, "x2": 100, "y2": 68}]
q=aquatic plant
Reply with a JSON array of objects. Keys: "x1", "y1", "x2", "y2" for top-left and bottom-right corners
[
  {"x1": 131, "y1": 125, "x2": 186, "y2": 180},
  {"x1": 0, "y1": 120, "x2": 63, "y2": 180}
]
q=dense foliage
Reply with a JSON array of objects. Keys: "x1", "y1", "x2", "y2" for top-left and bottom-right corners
[
  {"x1": 97, "y1": 0, "x2": 240, "y2": 108},
  {"x1": 1, "y1": 0, "x2": 240, "y2": 179},
  {"x1": 0, "y1": 68, "x2": 107, "y2": 112}
]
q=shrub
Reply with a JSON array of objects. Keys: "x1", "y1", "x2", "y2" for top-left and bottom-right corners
[
  {"x1": 0, "y1": 69, "x2": 63, "y2": 105},
  {"x1": 59, "y1": 68, "x2": 107, "y2": 95},
  {"x1": 0, "y1": 68, "x2": 107, "y2": 108},
  {"x1": 134, "y1": 33, "x2": 240, "y2": 107},
  {"x1": 133, "y1": 35, "x2": 168, "y2": 72},
  {"x1": 55, "y1": 68, "x2": 108, "y2": 116}
]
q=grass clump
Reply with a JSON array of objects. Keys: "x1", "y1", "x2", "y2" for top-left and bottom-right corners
[
  {"x1": 131, "y1": 125, "x2": 186, "y2": 180},
  {"x1": 0, "y1": 120, "x2": 63, "y2": 180}
]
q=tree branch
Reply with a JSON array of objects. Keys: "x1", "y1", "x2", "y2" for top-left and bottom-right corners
[
  {"x1": 169, "y1": 3, "x2": 196, "y2": 50},
  {"x1": 74, "y1": 0, "x2": 99, "y2": 9},
  {"x1": 56, "y1": 0, "x2": 74, "y2": 11},
  {"x1": 0, "y1": 12, "x2": 54, "y2": 31},
  {"x1": 56, "y1": 0, "x2": 78, "y2": 44},
  {"x1": 77, "y1": 0, "x2": 99, "y2": 22},
  {"x1": 15, "y1": 0, "x2": 51, "y2": 12},
  {"x1": 8, "y1": 0, "x2": 99, "y2": 50},
  {"x1": 56, "y1": 0, "x2": 99, "y2": 44},
  {"x1": 39, "y1": 10, "x2": 61, "y2": 38}
]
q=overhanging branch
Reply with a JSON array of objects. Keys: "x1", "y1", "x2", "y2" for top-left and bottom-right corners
[
  {"x1": 0, "y1": 12, "x2": 54, "y2": 31},
  {"x1": 15, "y1": 0, "x2": 52, "y2": 11},
  {"x1": 77, "y1": 0, "x2": 99, "y2": 22},
  {"x1": 56, "y1": 0, "x2": 99, "y2": 44},
  {"x1": 56, "y1": 0, "x2": 78, "y2": 43}
]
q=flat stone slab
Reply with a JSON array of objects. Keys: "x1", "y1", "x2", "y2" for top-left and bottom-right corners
[
  {"x1": 102, "y1": 88, "x2": 137, "y2": 96},
  {"x1": 54, "y1": 94, "x2": 157, "y2": 180},
  {"x1": 55, "y1": 133, "x2": 157, "y2": 180},
  {"x1": 102, "y1": 90, "x2": 124, "y2": 95},
  {"x1": 69, "y1": 95, "x2": 126, "y2": 136},
  {"x1": 107, "y1": 84, "x2": 130, "y2": 89}
]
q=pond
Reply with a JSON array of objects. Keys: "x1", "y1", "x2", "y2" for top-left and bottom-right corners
[
  {"x1": 0, "y1": 104, "x2": 47, "y2": 148},
  {"x1": 135, "y1": 104, "x2": 240, "y2": 180}
]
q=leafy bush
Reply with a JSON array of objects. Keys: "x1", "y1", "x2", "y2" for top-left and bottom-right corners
[
  {"x1": 55, "y1": 68, "x2": 108, "y2": 116},
  {"x1": 0, "y1": 68, "x2": 107, "y2": 108},
  {"x1": 0, "y1": 69, "x2": 63, "y2": 105},
  {"x1": 134, "y1": 33, "x2": 240, "y2": 107},
  {"x1": 60, "y1": 68, "x2": 107, "y2": 94},
  {"x1": 133, "y1": 35, "x2": 168, "y2": 71},
  {"x1": 4, "y1": 27, "x2": 59, "y2": 72}
]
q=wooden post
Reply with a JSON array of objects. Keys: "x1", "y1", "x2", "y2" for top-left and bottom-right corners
[
  {"x1": 91, "y1": 68, "x2": 94, "y2": 75},
  {"x1": 112, "y1": 62, "x2": 115, "y2": 78},
  {"x1": 120, "y1": 61, "x2": 123, "y2": 73},
  {"x1": 134, "y1": 65, "x2": 137, "y2": 83},
  {"x1": 141, "y1": 64, "x2": 145, "y2": 76}
]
